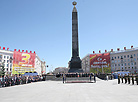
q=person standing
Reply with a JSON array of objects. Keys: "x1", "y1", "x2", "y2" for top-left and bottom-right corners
[
  {"x1": 94, "y1": 74, "x2": 96, "y2": 83},
  {"x1": 121, "y1": 74, "x2": 123, "y2": 83},
  {"x1": 90, "y1": 74, "x2": 92, "y2": 82},
  {"x1": 63, "y1": 73, "x2": 65, "y2": 84},
  {"x1": 132, "y1": 74, "x2": 134, "y2": 85},
  {"x1": 124, "y1": 74, "x2": 127, "y2": 84},
  {"x1": 136, "y1": 74, "x2": 138, "y2": 85},
  {"x1": 118, "y1": 74, "x2": 120, "y2": 84},
  {"x1": 128, "y1": 74, "x2": 130, "y2": 84}
]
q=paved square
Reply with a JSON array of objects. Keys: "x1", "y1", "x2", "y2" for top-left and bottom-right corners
[{"x1": 0, "y1": 79, "x2": 138, "y2": 102}]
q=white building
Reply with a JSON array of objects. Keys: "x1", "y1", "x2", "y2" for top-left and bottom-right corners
[
  {"x1": 110, "y1": 46, "x2": 138, "y2": 73},
  {"x1": 0, "y1": 49, "x2": 13, "y2": 75},
  {"x1": 53, "y1": 67, "x2": 68, "y2": 74},
  {"x1": 0, "y1": 47, "x2": 45, "y2": 75},
  {"x1": 81, "y1": 54, "x2": 90, "y2": 73}
]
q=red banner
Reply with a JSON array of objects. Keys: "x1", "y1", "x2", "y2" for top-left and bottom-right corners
[
  {"x1": 12, "y1": 51, "x2": 35, "y2": 74},
  {"x1": 90, "y1": 53, "x2": 110, "y2": 68}
]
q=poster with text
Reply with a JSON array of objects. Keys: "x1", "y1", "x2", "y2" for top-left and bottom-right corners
[
  {"x1": 12, "y1": 51, "x2": 35, "y2": 74},
  {"x1": 90, "y1": 53, "x2": 110, "y2": 68}
]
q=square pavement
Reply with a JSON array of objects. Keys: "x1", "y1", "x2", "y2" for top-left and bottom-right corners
[{"x1": 0, "y1": 79, "x2": 138, "y2": 102}]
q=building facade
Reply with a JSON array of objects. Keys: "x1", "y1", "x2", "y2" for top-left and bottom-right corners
[
  {"x1": 82, "y1": 46, "x2": 138, "y2": 74},
  {"x1": 0, "y1": 47, "x2": 46, "y2": 75},
  {"x1": 81, "y1": 54, "x2": 90, "y2": 73},
  {"x1": 110, "y1": 47, "x2": 138, "y2": 73}
]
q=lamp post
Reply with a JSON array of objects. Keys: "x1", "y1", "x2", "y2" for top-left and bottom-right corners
[{"x1": 102, "y1": 59, "x2": 106, "y2": 74}]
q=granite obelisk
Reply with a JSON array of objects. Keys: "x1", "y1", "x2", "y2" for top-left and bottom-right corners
[{"x1": 68, "y1": 1, "x2": 83, "y2": 73}]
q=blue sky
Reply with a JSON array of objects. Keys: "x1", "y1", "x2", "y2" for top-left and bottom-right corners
[{"x1": 0, "y1": 0, "x2": 138, "y2": 72}]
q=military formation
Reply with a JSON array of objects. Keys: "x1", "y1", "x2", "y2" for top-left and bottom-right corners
[
  {"x1": 0, "y1": 75, "x2": 46, "y2": 88},
  {"x1": 118, "y1": 74, "x2": 138, "y2": 85}
]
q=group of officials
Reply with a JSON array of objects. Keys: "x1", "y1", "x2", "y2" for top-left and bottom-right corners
[
  {"x1": 62, "y1": 73, "x2": 96, "y2": 83},
  {"x1": 0, "y1": 75, "x2": 46, "y2": 88},
  {"x1": 118, "y1": 74, "x2": 138, "y2": 85}
]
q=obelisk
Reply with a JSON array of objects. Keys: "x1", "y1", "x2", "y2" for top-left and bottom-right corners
[{"x1": 68, "y1": 1, "x2": 83, "y2": 73}]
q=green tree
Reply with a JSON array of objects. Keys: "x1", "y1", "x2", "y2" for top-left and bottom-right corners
[{"x1": 0, "y1": 64, "x2": 5, "y2": 77}]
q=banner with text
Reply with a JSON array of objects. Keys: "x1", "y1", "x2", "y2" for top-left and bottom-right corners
[
  {"x1": 12, "y1": 51, "x2": 35, "y2": 74},
  {"x1": 90, "y1": 53, "x2": 110, "y2": 68}
]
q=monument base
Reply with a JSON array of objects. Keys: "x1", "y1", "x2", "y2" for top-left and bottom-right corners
[
  {"x1": 68, "y1": 68, "x2": 83, "y2": 73},
  {"x1": 68, "y1": 57, "x2": 83, "y2": 73}
]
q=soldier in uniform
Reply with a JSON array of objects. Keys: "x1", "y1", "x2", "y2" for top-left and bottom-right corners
[
  {"x1": 128, "y1": 74, "x2": 130, "y2": 84},
  {"x1": 136, "y1": 74, "x2": 138, "y2": 85},
  {"x1": 118, "y1": 74, "x2": 120, "y2": 84},
  {"x1": 124, "y1": 74, "x2": 127, "y2": 84},
  {"x1": 131, "y1": 74, "x2": 134, "y2": 85},
  {"x1": 121, "y1": 74, "x2": 123, "y2": 83}
]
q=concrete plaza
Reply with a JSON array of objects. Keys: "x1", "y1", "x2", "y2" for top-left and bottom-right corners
[{"x1": 0, "y1": 79, "x2": 138, "y2": 102}]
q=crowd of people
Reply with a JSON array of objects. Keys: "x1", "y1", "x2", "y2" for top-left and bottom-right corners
[
  {"x1": 0, "y1": 75, "x2": 46, "y2": 88},
  {"x1": 118, "y1": 74, "x2": 138, "y2": 85}
]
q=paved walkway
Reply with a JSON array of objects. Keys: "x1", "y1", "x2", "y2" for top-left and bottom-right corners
[{"x1": 0, "y1": 79, "x2": 138, "y2": 102}]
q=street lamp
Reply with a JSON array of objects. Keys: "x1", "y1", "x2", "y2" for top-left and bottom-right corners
[{"x1": 102, "y1": 59, "x2": 106, "y2": 74}]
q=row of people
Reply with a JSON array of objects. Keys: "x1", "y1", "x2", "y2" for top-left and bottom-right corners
[
  {"x1": 118, "y1": 74, "x2": 138, "y2": 85},
  {"x1": 0, "y1": 75, "x2": 46, "y2": 88}
]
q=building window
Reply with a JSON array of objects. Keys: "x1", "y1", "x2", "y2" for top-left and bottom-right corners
[
  {"x1": 115, "y1": 64, "x2": 117, "y2": 66},
  {"x1": 128, "y1": 63, "x2": 130, "y2": 66},
  {"x1": 125, "y1": 63, "x2": 126, "y2": 66},
  {"x1": 111, "y1": 60, "x2": 114, "y2": 63},
  {"x1": 10, "y1": 64, "x2": 12, "y2": 67},
  {"x1": 4, "y1": 60, "x2": 5, "y2": 63},
  {"x1": 127, "y1": 55, "x2": 129, "y2": 58},
  {"x1": 115, "y1": 61, "x2": 117, "y2": 63},
  {"x1": 134, "y1": 54, "x2": 136, "y2": 57},
  {"x1": 121, "y1": 64, "x2": 123, "y2": 66},
  {"x1": 7, "y1": 64, "x2": 9, "y2": 67},
  {"x1": 130, "y1": 55, "x2": 133, "y2": 58},
  {"x1": 128, "y1": 67, "x2": 130, "y2": 69},
  {"x1": 7, "y1": 68, "x2": 8, "y2": 71},
  {"x1": 134, "y1": 62, "x2": 136, "y2": 65},
  {"x1": 124, "y1": 55, "x2": 126, "y2": 58},
  {"x1": 121, "y1": 56, "x2": 123, "y2": 59},
  {"x1": 4, "y1": 56, "x2": 6, "y2": 59},
  {"x1": 131, "y1": 63, "x2": 133, "y2": 65},
  {"x1": 135, "y1": 66, "x2": 137, "y2": 69},
  {"x1": 137, "y1": 58, "x2": 138, "y2": 60},
  {"x1": 118, "y1": 56, "x2": 119, "y2": 59},
  {"x1": 7, "y1": 56, "x2": 9, "y2": 59},
  {"x1": 134, "y1": 58, "x2": 136, "y2": 61},
  {"x1": 7, "y1": 60, "x2": 9, "y2": 63},
  {"x1": 125, "y1": 67, "x2": 127, "y2": 69},
  {"x1": 0, "y1": 60, "x2": 1, "y2": 62},
  {"x1": 115, "y1": 57, "x2": 116, "y2": 59},
  {"x1": 128, "y1": 59, "x2": 129, "y2": 62},
  {"x1": 118, "y1": 64, "x2": 120, "y2": 66},
  {"x1": 132, "y1": 67, "x2": 133, "y2": 69},
  {"x1": 10, "y1": 68, "x2": 12, "y2": 71},
  {"x1": 0, "y1": 55, "x2": 2, "y2": 59}
]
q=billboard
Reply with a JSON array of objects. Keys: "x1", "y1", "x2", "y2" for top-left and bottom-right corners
[
  {"x1": 90, "y1": 53, "x2": 110, "y2": 68},
  {"x1": 12, "y1": 51, "x2": 35, "y2": 74}
]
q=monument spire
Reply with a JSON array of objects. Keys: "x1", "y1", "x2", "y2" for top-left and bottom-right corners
[{"x1": 68, "y1": 1, "x2": 83, "y2": 73}]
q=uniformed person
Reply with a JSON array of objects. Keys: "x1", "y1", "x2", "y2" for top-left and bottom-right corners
[
  {"x1": 131, "y1": 74, "x2": 134, "y2": 85},
  {"x1": 90, "y1": 74, "x2": 92, "y2": 82},
  {"x1": 136, "y1": 74, "x2": 138, "y2": 85},
  {"x1": 128, "y1": 74, "x2": 130, "y2": 84},
  {"x1": 118, "y1": 74, "x2": 120, "y2": 84},
  {"x1": 121, "y1": 74, "x2": 123, "y2": 83},
  {"x1": 124, "y1": 74, "x2": 127, "y2": 84}
]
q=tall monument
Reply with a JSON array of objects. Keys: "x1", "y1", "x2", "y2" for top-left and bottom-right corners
[{"x1": 68, "y1": 1, "x2": 83, "y2": 73}]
